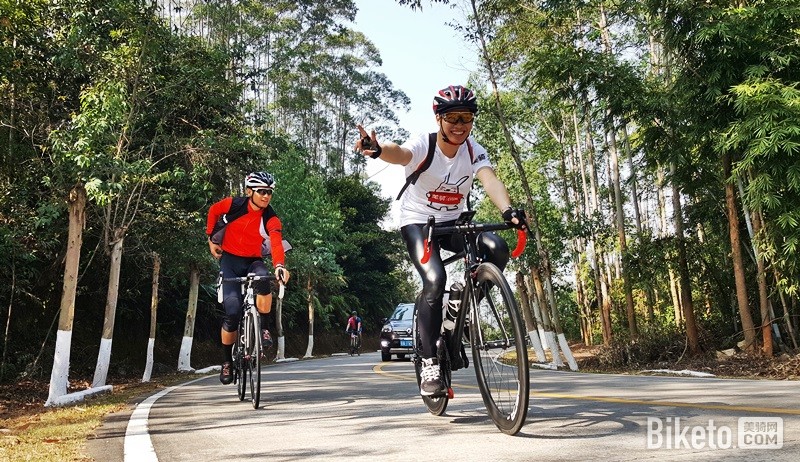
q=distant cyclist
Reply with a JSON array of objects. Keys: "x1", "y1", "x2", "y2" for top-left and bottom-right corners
[
  {"x1": 346, "y1": 310, "x2": 362, "y2": 336},
  {"x1": 206, "y1": 171, "x2": 291, "y2": 385},
  {"x1": 346, "y1": 310, "x2": 362, "y2": 353},
  {"x1": 355, "y1": 85, "x2": 525, "y2": 396}
]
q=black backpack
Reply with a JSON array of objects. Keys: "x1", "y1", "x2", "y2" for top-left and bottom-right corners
[{"x1": 395, "y1": 132, "x2": 475, "y2": 200}]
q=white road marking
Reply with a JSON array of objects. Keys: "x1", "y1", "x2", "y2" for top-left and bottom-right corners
[{"x1": 124, "y1": 376, "x2": 208, "y2": 461}]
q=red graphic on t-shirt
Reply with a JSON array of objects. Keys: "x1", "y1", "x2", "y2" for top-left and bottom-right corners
[
  {"x1": 427, "y1": 191, "x2": 462, "y2": 205},
  {"x1": 426, "y1": 174, "x2": 469, "y2": 211}
]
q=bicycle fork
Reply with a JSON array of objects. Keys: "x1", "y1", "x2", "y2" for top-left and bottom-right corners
[{"x1": 241, "y1": 309, "x2": 255, "y2": 360}]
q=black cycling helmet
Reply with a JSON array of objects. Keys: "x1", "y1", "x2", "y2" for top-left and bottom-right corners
[
  {"x1": 351, "y1": 310, "x2": 357, "y2": 315},
  {"x1": 432, "y1": 85, "x2": 478, "y2": 114},
  {"x1": 244, "y1": 171, "x2": 276, "y2": 189}
]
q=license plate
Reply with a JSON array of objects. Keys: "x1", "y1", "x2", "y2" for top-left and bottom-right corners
[{"x1": 400, "y1": 339, "x2": 412, "y2": 347}]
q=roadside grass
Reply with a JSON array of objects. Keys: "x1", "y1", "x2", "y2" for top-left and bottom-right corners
[{"x1": 0, "y1": 372, "x2": 209, "y2": 462}]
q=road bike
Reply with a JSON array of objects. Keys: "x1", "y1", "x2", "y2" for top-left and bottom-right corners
[
  {"x1": 412, "y1": 211, "x2": 531, "y2": 435},
  {"x1": 221, "y1": 273, "x2": 284, "y2": 409},
  {"x1": 348, "y1": 331, "x2": 362, "y2": 356}
]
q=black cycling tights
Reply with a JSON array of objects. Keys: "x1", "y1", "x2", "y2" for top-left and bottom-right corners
[
  {"x1": 219, "y1": 252, "x2": 272, "y2": 333},
  {"x1": 400, "y1": 222, "x2": 509, "y2": 358}
]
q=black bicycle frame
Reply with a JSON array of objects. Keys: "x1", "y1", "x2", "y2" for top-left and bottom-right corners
[{"x1": 424, "y1": 215, "x2": 527, "y2": 372}]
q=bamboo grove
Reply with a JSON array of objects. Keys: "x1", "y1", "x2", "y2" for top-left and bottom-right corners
[{"x1": 456, "y1": 0, "x2": 800, "y2": 360}]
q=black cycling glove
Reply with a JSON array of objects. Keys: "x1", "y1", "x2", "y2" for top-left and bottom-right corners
[
  {"x1": 502, "y1": 207, "x2": 527, "y2": 230},
  {"x1": 361, "y1": 136, "x2": 382, "y2": 158}
]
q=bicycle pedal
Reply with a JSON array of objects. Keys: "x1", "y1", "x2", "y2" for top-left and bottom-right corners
[{"x1": 447, "y1": 388, "x2": 454, "y2": 399}]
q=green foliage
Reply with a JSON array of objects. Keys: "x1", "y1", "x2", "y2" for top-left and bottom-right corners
[
  {"x1": 325, "y1": 175, "x2": 415, "y2": 325},
  {"x1": 1, "y1": 0, "x2": 415, "y2": 381}
]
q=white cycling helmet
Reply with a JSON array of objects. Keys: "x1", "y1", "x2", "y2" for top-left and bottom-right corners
[{"x1": 244, "y1": 171, "x2": 276, "y2": 189}]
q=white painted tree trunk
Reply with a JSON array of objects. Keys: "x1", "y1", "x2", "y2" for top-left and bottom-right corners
[
  {"x1": 143, "y1": 254, "x2": 160, "y2": 382},
  {"x1": 516, "y1": 272, "x2": 545, "y2": 362},
  {"x1": 545, "y1": 331, "x2": 564, "y2": 367},
  {"x1": 177, "y1": 336, "x2": 194, "y2": 372},
  {"x1": 276, "y1": 336, "x2": 286, "y2": 360},
  {"x1": 178, "y1": 267, "x2": 199, "y2": 371},
  {"x1": 93, "y1": 232, "x2": 124, "y2": 387},
  {"x1": 528, "y1": 329, "x2": 546, "y2": 363},
  {"x1": 142, "y1": 338, "x2": 155, "y2": 382},
  {"x1": 46, "y1": 330, "x2": 72, "y2": 406},
  {"x1": 46, "y1": 185, "x2": 85, "y2": 406},
  {"x1": 92, "y1": 337, "x2": 113, "y2": 388},
  {"x1": 304, "y1": 335, "x2": 314, "y2": 358},
  {"x1": 530, "y1": 302, "x2": 549, "y2": 352},
  {"x1": 557, "y1": 333, "x2": 579, "y2": 371},
  {"x1": 304, "y1": 276, "x2": 314, "y2": 358}
]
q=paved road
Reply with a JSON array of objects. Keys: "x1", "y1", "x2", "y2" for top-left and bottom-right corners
[{"x1": 90, "y1": 351, "x2": 800, "y2": 461}]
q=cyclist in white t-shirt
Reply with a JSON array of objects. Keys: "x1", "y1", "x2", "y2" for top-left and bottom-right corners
[{"x1": 355, "y1": 84, "x2": 526, "y2": 396}]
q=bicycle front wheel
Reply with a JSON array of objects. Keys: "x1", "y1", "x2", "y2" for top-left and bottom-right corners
[
  {"x1": 470, "y1": 262, "x2": 529, "y2": 435},
  {"x1": 247, "y1": 309, "x2": 262, "y2": 409}
]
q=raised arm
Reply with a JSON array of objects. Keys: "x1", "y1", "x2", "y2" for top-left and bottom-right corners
[{"x1": 355, "y1": 124, "x2": 413, "y2": 166}]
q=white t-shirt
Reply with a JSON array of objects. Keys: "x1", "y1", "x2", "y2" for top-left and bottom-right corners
[{"x1": 399, "y1": 133, "x2": 493, "y2": 226}]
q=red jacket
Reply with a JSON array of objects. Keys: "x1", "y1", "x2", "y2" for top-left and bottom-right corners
[{"x1": 206, "y1": 197, "x2": 285, "y2": 266}]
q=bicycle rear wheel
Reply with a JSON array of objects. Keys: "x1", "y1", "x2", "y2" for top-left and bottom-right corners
[
  {"x1": 247, "y1": 310, "x2": 262, "y2": 409},
  {"x1": 412, "y1": 298, "x2": 448, "y2": 416},
  {"x1": 235, "y1": 327, "x2": 246, "y2": 402},
  {"x1": 469, "y1": 262, "x2": 529, "y2": 435}
]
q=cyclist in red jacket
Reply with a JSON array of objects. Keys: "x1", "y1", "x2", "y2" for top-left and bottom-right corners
[{"x1": 206, "y1": 171, "x2": 290, "y2": 385}]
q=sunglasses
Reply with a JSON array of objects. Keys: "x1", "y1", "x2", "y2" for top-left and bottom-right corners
[
  {"x1": 252, "y1": 188, "x2": 274, "y2": 196},
  {"x1": 441, "y1": 112, "x2": 475, "y2": 124}
]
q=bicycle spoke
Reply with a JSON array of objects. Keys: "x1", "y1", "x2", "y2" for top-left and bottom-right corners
[
  {"x1": 470, "y1": 263, "x2": 529, "y2": 435},
  {"x1": 248, "y1": 310, "x2": 261, "y2": 409}
]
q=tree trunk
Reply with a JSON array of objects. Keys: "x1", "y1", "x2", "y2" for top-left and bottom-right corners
[
  {"x1": 541, "y1": 266, "x2": 578, "y2": 370},
  {"x1": 671, "y1": 163, "x2": 699, "y2": 354},
  {"x1": 723, "y1": 152, "x2": 757, "y2": 350},
  {"x1": 607, "y1": 117, "x2": 637, "y2": 337},
  {"x1": 657, "y1": 165, "x2": 682, "y2": 326},
  {"x1": 773, "y1": 268, "x2": 798, "y2": 349},
  {"x1": 517, "y1": 272, "x2": 546, "y2": 362},
  {"x1": 142, "y1": 253, "x2": 160, "y2": 382},
  {"x1": 525, "y1": 273, "x2": 548, "y2": 351},
  {"x1": 736, "y1": 177, "x2": 777, "y2": 354},
  {"x1": 92, "y1": 229, "x2": 125, "y2": 387},
  {"x1": 178, "y1": 266, "x2": 199, "y2": 371},
  {"x1": 751, "y1": 210, "x2": 773, "y2": 356},
  {"x1": 530, "y1": 269, "x2": 563, "y2": 367},
  {"x1": 582, "y1": 109, "x2": 611, "y2": 344},
  {"x1": 304, "y1": 276, "x2": 314, "y2": 358},
  {"x1": 598, "y1": 249, "x2": 613, "y2": 344},
  {"x1": 621, "y1": 125, "x2": 655, "y2": 320},
  {"x1": 1, "y1": 260, "x2": 15, "y2": 380},
  {"x1": 46, "y1": 185, "x2": 86, "y2": 406},
  {"x1": 557, "y1": 125, "x2": 593, "y2": 345}
]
